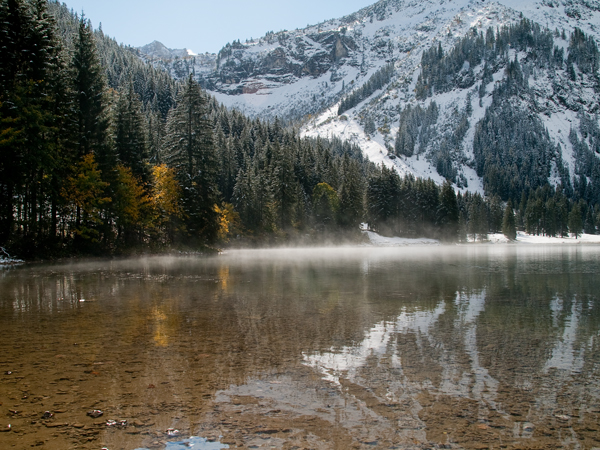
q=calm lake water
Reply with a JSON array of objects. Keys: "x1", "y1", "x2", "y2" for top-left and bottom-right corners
[{"x1": 1, "y1": 245, "x2": 599, "y2": 450}]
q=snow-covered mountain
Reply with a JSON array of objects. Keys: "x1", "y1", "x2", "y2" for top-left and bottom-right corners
[
  {"x1": 143, "y1": 0, "x2": 600, "y2": 199},
  {"x1": 138, "y1": 40, "x2": 198, "y2": 59}
]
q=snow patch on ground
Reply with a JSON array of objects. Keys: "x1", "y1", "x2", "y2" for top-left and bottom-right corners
[
  {"x1": 0, "y1": 259, "x2": 23, "y2": 266},
  {"x1": 0, "y1": 247, "x2": 23, "y2": 265},
  {"x1": 363, "y1": 231, "x2": 440, "y2": 246},
  {"x1": 488, "y1": 231, "x2": 600, "y2": 244},
  {"x1": 364, "y1": 231, "x2": 600, "y2": 247}
]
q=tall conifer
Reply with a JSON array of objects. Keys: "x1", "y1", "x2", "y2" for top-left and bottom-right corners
[
  {"x1": 72, "y1": 15, "x2": 110, "y2": 160},
  {"x1": 437, "y1": 180, "x2": 459, "y2": 241},
  {"x1": 502, "y1": 200, "x2": 517, "y2": 240},
  {"x1": 114, "y1": 80, "x2": 149, "y2": 185},
  {"x1": 339, "y1": 153, "x2": 364, "y2": 230},
  {"x1": 163, "y1": 75, "x2": 220, "y2": 243}
]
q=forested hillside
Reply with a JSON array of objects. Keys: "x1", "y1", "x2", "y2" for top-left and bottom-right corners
[
  {"x1": 0, "y1": 0, "x2": 465, "y2": 258},
  {"x1": 1, "y1": 0, "x2": 597, "y2": 260},
  {"x1": 0, "y1": 0, "x2": 371, "y2": 257},
  {"x1": 401, "y1": 19, "x2": 600, "y2": 231}
]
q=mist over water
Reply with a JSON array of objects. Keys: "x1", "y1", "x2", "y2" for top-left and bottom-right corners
[{"x1": 0, "y1": 245, "x2": 599, "y2": 449}]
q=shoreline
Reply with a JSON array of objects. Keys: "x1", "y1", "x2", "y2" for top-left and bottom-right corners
[{"x1": 2, "y1": 230, "x2": 600, "y2": 265}]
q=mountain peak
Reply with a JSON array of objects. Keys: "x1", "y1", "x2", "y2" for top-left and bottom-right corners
[{"x1": 138, "y1": 40, "x2": 196, "y2": 59}]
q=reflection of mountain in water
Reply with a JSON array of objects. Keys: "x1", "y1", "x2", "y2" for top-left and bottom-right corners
[
  {"x1": 301, "y1": 267, "x2": 600, "y2": 448},
  {"x1": 303, "y1": 302, "x2": 446, "y2": 385},
  {"x1": 545, "y1": 297, "x2": 585, "y2": 373}
]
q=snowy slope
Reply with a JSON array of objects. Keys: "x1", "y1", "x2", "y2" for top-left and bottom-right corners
[{"x1": 298, "y1": 0, "x2": 600, "y2": 195}]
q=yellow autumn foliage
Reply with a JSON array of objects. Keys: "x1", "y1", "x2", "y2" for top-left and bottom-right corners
[{"x1": 214, "y1": 203, "x2": 243, "y2": 242}]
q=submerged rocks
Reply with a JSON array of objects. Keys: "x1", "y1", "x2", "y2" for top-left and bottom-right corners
[
  {"x1": 523, "y1": 422, "x2": 535, "y2": 432},
  {"x1": 105, "y1": 418, "x2": 128, "y2": 428},
  {"x1": 87, "y1": 410, "x2": 103, "y2": 418}
]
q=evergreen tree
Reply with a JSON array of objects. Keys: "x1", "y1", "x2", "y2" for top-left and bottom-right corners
[
  {"x1": 502, "y1": 200, "x2": 517, "y2": 240},
  {"x1": 114, "y1": 80, "x2": 149, "y2": 186},
  {"x1": 568, "y1": 202, "x2": 583, "y2": 238},
  {"x1": 468, "y1": 194, "x2": 488, "y2": 241},
  {"x1": 215, "y1": 127, "x2": 237, "y2": 203},
  {"x1": 526, "y1": 195, "x2": 544, "y2": 236},
  {"x1": 545, "y1": 197, "x2": 558, "y2": 237},
  {"x1": 457, "y1": 210, "x2": 468, "y2": 243},
  {"x1": 270, "y1": 141, "x2": 297, "y2": 230},
  {"x1": 556, "y1": 191, "x2": 570, "y2": 237},
  {"x1": 163, "y1": 75, "x2": 220, "y2": 243},
  {"x1": 488, "y1": 195, "x2": 503, "y2": 232},
  {"x1": 366, "y1": 165, "x2": 399, "y2": 234},
  {"x1": 145, "y1": 111, "x2": 162, "y2": 165},
  {"x1": 232, "y1": 163, "x2": 258, "y2": 230},
  {"x1": 584, "y1": 206, "x2": 596, "y2": 234},
  {"x1": 313, "y1": 183, "x2": 339, "y2": 229},
  {"x1": 338, "y1": 154, "x2": 364, "y2": 230},
  {"x1": 71, "y1": 14, "x2": 114, "y2": 247},
  {"x1": 436, "y1": 180, "x2": 459, "y2": 241},
  {"x1": 72, "y1": 15, "x2": 110, "y2": 162}
]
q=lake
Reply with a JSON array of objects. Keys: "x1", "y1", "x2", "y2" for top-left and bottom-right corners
[{"x1": 1, "y1": 245, "x2": 599, "y2": 449}]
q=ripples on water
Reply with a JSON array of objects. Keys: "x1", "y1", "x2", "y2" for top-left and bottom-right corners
[{"x1": 0, "y1": 245, "x2": 599, "y2": 449}]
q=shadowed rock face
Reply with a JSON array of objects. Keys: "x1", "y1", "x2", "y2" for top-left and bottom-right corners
[
  {"x1": 140, "y1": 0, "x2": 600, "y2": 109},
  {"x1": 209, "y1": 30, "x2": 356, "y2": 89},
  {"x1": 139, "y1": 0, "x2": 600, "y2": 116}
]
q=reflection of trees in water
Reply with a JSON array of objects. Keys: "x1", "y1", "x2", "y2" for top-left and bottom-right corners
[
  {"x1": 477, "y1": 261, "x2": 600, "y2": 377},
  {"x1": 474, "y1": 266, "x2": 600, "y2": 440},
  {"x1": 210, "y1": 255, "x2": 466, "y2": 372}
]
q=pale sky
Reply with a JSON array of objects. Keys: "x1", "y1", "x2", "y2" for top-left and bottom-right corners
[{"x1": 61, "y1": 0, "x2": 375, "y2": 54}]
